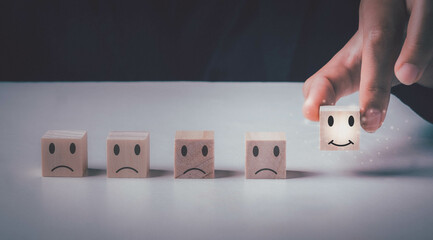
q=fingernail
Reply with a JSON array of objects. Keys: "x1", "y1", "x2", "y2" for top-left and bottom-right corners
[
  {"x1": 361, "y1": 108, "x2": 382, "y2": 133},
  {"x1": 396, "y1": 63, "x2": 419, "y2": 85}
]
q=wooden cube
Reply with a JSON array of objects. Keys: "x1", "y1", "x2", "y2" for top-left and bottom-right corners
[
  {"x1": 106, "y1": 131, "x2": 150, "y2": 178},
  {"x1": 174, "y1": 131, "x2": 214, "y2": 179},
  {"x1": 41, "y1": 130, "x2": 87, "y2": 177},
  {"x1": 320, "y1": 106, "x2": 360, "y2": 151},
  {"x1": 245, "y1": 132, "x2": 286, "y2": 179}
]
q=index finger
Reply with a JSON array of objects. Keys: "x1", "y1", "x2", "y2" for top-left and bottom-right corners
[{"x1": 359, "y1": 0, "x2": 406, "y2": 132}]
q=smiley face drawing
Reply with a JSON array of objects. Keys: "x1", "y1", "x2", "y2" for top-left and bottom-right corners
[
  {"x1": 106, "y1": 131, "x2": 150, "y2": 178},
  {"x1": 245, "y1": 132, "x2": 286, "y2": 179},
  {"x1": 174, "y1": 131, "x2": 214, "y2": 179},
  {"x1": 320, "y1": 106, "x2": 360, "y2": 151},
  {"x1": 41, "y1": 130, "x2": 88, "y2": 177}
]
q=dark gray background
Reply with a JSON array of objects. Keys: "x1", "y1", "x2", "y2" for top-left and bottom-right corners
[{"x1": 1, "y1": 0, "x2": 358, "y2": 81}]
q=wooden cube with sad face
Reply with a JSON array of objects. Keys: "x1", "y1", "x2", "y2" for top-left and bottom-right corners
[
  {"x1": 174, "y1": 131, "x2": 214, "y2": 179},
  {"x1": 320, "y1": 106, "x2": 360, "y2": 150},
  {"x1": 245, "y1": 132, "x2": 286, "y2": 179},
  {"x1": 106, "y1": 131, "x2": 150, "y2": 178},
  {"x1": 41, "y1": 130, "x2": 88, "y2": 177}
]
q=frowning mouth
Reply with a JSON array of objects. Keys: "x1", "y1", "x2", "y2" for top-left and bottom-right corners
[
  {"x1": 183, "y1": 168, "x2": 206, "y2": 175},
  {"x1": 51, "y1": 165, "x2": 74, "y2": 172},
  {"x1": 116, "y1": 167, "x2": 139, "y2": 173},
  {"x1": 328, "y1": 140, "x2": 354, "y2": 147},
  {"x1": 255, "y1": 168, "x2": 277, "y2": 175}
]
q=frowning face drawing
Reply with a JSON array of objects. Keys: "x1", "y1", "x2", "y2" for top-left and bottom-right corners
[
  {"x1": 245, "y1": 132, "x2": 286, "y2": 179},
  {"x1": 174, "y1": 131, "x2": 214, "y2": 179},
  {"x1": 41, "y1": 130, "x2": 87, "y2": 177},
  {"x1": 106, "y1": 131, "x2": 150, "y2": 178}
]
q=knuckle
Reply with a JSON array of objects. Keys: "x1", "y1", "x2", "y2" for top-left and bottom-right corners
[
  {"x1": 367, "y1": 28, "x2": 397, "y2": 47},
  {"x1": 366, "y1": 85, "x2": 389, "y2": 97}
]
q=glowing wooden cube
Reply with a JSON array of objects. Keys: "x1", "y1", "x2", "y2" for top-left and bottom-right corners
[{"x1": 320, "y1": 106, "x2": 360, "y2": 151}]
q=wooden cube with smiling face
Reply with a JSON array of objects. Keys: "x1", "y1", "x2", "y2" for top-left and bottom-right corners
[{"x1": 320, "y1": 106, "x2": 360, "y2": 151}]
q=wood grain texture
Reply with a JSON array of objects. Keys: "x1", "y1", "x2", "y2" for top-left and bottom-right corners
[
  {"x1": 175, "y1": 131, "x2": 214, "y2": 140},
  {"x1": 174, "y1": 131, "x2": 214, "y2": 179},
  {"x1": 246, "y1": 132, "x2": 286, "y2": 141}
]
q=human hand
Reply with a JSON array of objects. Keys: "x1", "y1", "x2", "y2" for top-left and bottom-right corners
[{"x1": 302, "y1": 0, "x2": 433, "y2": 132}]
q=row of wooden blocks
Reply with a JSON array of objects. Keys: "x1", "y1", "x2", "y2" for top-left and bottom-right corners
[
  {"x1": 41, "y1": 130, "x2": 286, "y2": 179},
  {"x1": 41, "y1": 106, "x2": 360, "y2": 178}
]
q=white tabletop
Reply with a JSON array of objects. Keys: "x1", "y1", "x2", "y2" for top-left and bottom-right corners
[{"x1": 1, "y1": 82, "x2": 432, "y2": 240}]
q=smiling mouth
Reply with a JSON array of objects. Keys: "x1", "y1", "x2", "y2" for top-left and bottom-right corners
[
  {"x1": 183, "y1": 168, "x2": 206, "y2": 175},
  {"x1": 51, "y1": 165, "x2": 74, "y2": 172},
  {"x1": 328, "y1": 140, "x2": 354, "y2": 147},
  {"x1": 255, "y1": 168, "x2": 277, "y2": 175},
  {"x1": 116, "y1": 167, "x2": 139, "y2": 173}
]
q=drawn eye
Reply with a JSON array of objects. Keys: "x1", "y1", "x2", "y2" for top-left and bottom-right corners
[
  {"x1": 348, "y1": 115, "x2": 354, "y2": 127},
  {"x1": 70, "y1": 143, "x2": 76, "y2": 154},
  {"x1": 273, "y1": 146, "x2": 280, "y2": 157},
  {"x1": 328, "y1": 115, "x2": 334, "y2": 127},
  {"x1": 202, "y1": 145, "x2": 208, "y2": 157},
  {"x1": 181, "y1": 145, "x2": 187, "y2": 156},
  {"x1": 134, "y1": 144, "x2": 140, "y2": 155},
  {"x1": 49, "y1": 143, "x2": 55, "y2": 154},
  {"x1": 114, "y1": 144, "x2": 120, "y2": 156},
  {"x1": 253, "y1": 146, "x2": 259, "y2": 157}
]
